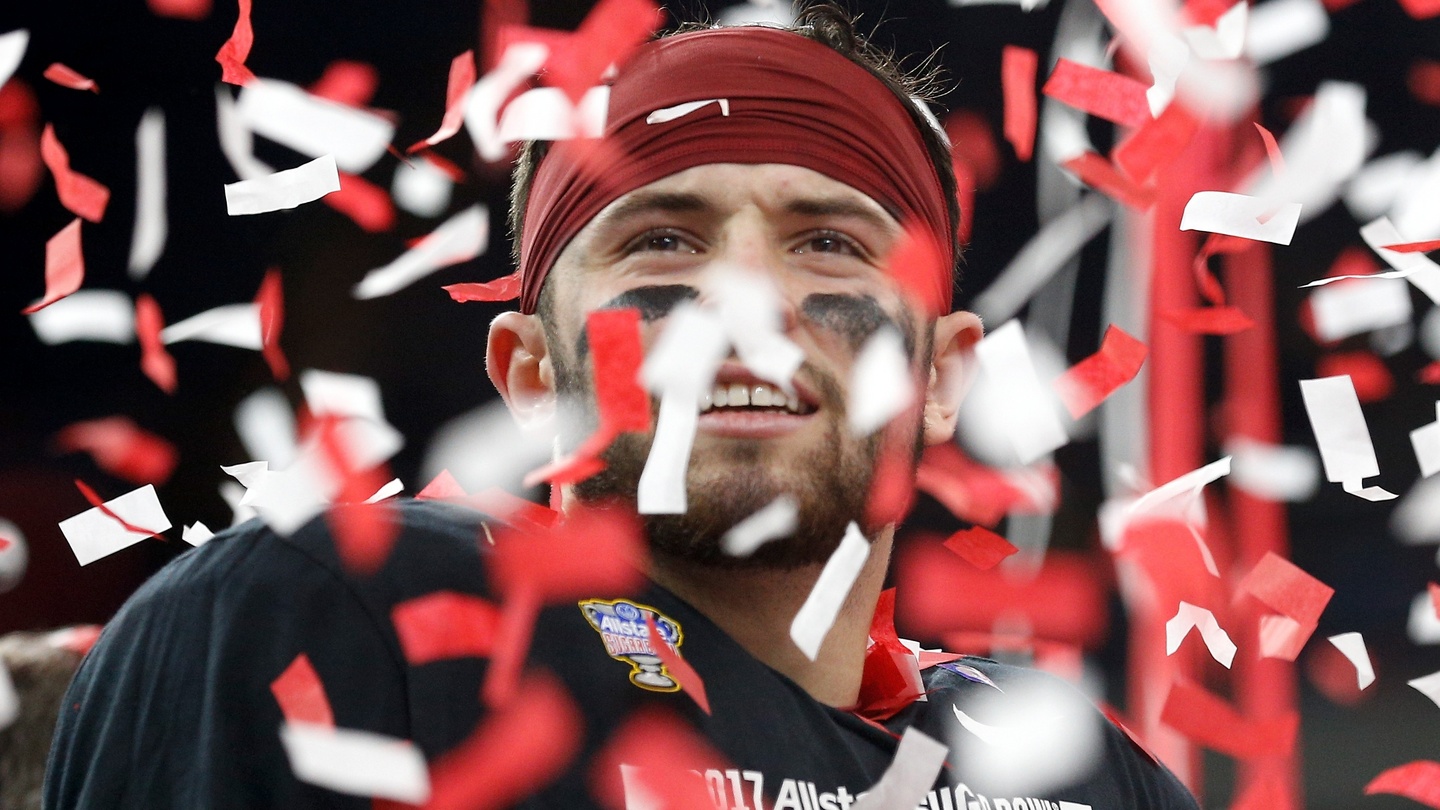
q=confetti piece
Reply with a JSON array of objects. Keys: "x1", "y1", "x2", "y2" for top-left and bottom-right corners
[
  {"x1": 1226, "y1": 438, "x2": 1320, "y2": 502},
  {"x1": 0, "y1": 30, "x2": 28, "y2": 91},
  {"x1": 1061, "y1": 151, "x2": 1155, "y2": 210},
  {"x1": 1309, "y1": 276, "x2": 1412, "y2": 342},
  {"x1": 1001, "y1": 45, "x2": 1037, "y2": 162},
  {"x1": 497, "y1": 85, "x2": 609, "y2": 144},
  {"x1": 324, "y1": 171, "x2": 395, "y2": 233},
  {"x1": 307, "y1": 60, "x2": 377, "y2": 107},
  {"x1": 181, "y1": 522, "x2": 213, "y2": 546},
  {"x1": 1411, "y1": 670, "x2": 1440, "y2": 710},
  {"x1": 884, "y1": 225, "x2": 950, "y2": 319},
  {"x1": 1346, "y1": 152, "x2": 1423, "y2": 222},
  {"x1": 58, "y1": 483, "x2": 171, "y2": 565},
  {"x1": 950, "y1": 677, "x2": 1103, "y2": 795},
  {"x1": 1410, "y1": 589, "x2": 1440, "y2": 644},
  {"x1": 443, "y1": 272, "x2": 520, "y2": 303},
  {"x1": 160, "y1": 302, "x2": 261, "y2": 348},
  {"x1": 1382, "y1": 239, "x2": 1440, "y2": 253},
  {"x1": 41, "y1": 125, "x2": 111, "y2": 223},
  {"x1": 1160, "y1": 679, "x2": 1298, "y2": 758},
  {"x1": 215, "y1": 0, "x2": 255, "y2": 84},
  {"x1": 847, "y1": 327, "x2": 915, "y2": 437},
  {"x1": 1239, "y1": 551, "x2": 1334, "y2": 633},
  {"x1": 539, "y1": 0, "x2": 665, "y2": 103},
  {"x1": 488, "y1": 505, "x2": 645, "y2": 603},
  {"x1": 790, "y1": 522, "x2": 870, "y2": 661},
  {"x1": 135, "y1": 294, "x2": 178, "y2": 394},
  {"x1": 1392, "y1": 155, "x2": 1440, "y2": 246},
  {"x1": 1041, "y1": 58, "x2": 1151, "y2": 128},
  {"x1": 43, "y1": 63, "x2": 97, "y2": 93},
  {"x1": 588, "y1": 308, "x2": 651, "y2": 436},
  {"x1": 1431, "y1": 582, "x2": 1440, "y2": 618},
  {"x1": 27, "y1": 290, "x2": 132, "y2": 344},
  {"x1": 1397, "y1": 0, "x2": 1440, "y2": 19},
  {"x1": 1054, "y1": 324, "x2": 1147, "y2": 419},
  {"x1": 1179, "y1": 191, "x2": 1302, "y2": 245},
  {"x1": 224, "y1": 154, "x2": 341, "y2": 216},
  {"x1": 1360, "y1": 217, "x2": 1440, "y2": 304},
  {"x1": 364, "y1": 478, "x2": 403, "y2": 503},
  {"x1": 236, "y1": 78, "x2": 396, "y2": 173},
  {"x1": 864, "y1": 438, "x2": 918, "y2": 528},
  {"x1": 636, "y1": 389, "x2": 699, "y2": 515},
  {"x1": 0, "y1": 663, "x2": 16, "y2": 730},
  {"x1": 413, "y1": 673, "x2": 581, "y2": 810},
  {"x1": 590, "y1": 708, "x2": 728, "y2": 810},
  {"x1": 128, "y1": 108, "x2": 166, "y2": 280},
  {"x1": 856, "y1": 589, "x2": 927, "y2": 720},
  {"x1": 645, "y1": 615, "x2": 709, "y2": 714},
  {"x1": 391, "y1": 591, "x2": 499, "y2": 665},
  {"x1": 414, "y1": 469, "x2": 466, "y2": 501},
  {"x1": 915, "y1": 442, "x2": 1058, "y2": 527},
  {"x1": 148, "y1": 0, "x2": 212, "y2": 20},
  {"x1": 1365, "y1": 762, "x2": 1440, "y2": 808},
  {"x1": 1166, "y1": 601, "x2": 1237, "y2": 668},
  {"x1": 942, "y1": 526, "x2": 1018, "y2": 570},
  {"x1": 255, "y1": 268, "x2": 289, "y2": 380},
  {"x1": 56, "y1": 416, "x2": 178, "y2": 484},
  {"x1": 1183, "y1": 0, "x2": 1247, "y2": 59},
  {"x1": 462, "y1": 42, "x2": 551, "y2": 163},
  {"x1": 971, "y1": 195, "x2": 1112, "y2": 325},
  {"x1": 1299, "y1": 375, "x2": 1396, "y2": 500},
  {"x1": 1250, "y1": 84, "x2": 1367, "y2": 228},
  {"x1": 270, "y1": 654, "x2": 334, "y2": 727},
  {"x1": 1243, "y1": 0, "x2": 1329, "y2": 65},
  {"x1": 1113, "y1": 101, "x2": 1200, "y2": 184},
  {"x1": 973, "y1": 320, "x2": 1068, "y2": 464},
  {"x1": 409, "y1": 50, "x2": 476, "y2": 152},
  {"x1": 353, "y1": 205, "x2": 489, "y2": 299},
  {"x1": 1160, "y1": 306, "x2": 1255, "y2": 334},
  {"x1": 392, "y1": 156, "x2": 454, "y2": 218},
  {"x1": 279, "y1": 722, "x2": 429, "y2": 803},
  {"x1": 721, "y1": 495, "x2": 798, "y2": 557},
  {"x1": 468, "y1": 487, "x2": 559, "y2": 530},
  {"x1": 1327, "y1": 632, "x2": 1375, "y2": 689},
  {"x1": 22, "y1": 218, "x2": 85, "y2": 315},
  {"x1": 711, "y1": 268, "x2": 804, "y2": 393},
  {"x1": 849, "y1": 728, "x2": 949, "y2": 810}
]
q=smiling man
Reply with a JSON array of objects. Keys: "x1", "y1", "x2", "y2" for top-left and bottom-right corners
[{"x1": 46, "y1": 5, "x2": 1199, "y2": 809}]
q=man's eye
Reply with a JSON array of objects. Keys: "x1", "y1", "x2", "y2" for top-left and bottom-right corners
[
  {"x1": 795, "y1": 231, "x2": 862, "y2": 256},
  {"x1": 626, "y1": 231, "x2": 696, "y2": 254}
]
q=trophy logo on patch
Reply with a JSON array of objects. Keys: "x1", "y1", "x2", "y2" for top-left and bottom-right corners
[{"x1": 579, "y1": 598, "x2": 684, "y2": 692}]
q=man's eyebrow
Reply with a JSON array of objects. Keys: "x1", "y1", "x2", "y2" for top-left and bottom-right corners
[
  {"x1": 596, "y1": 191, "x2": 712, "y2": 227},
  {"x1": 784, "y1": 197, "x2": 899, "y2": 231}
]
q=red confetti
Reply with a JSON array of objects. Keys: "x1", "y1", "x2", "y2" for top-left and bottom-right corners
[
  {"x1": 307, "y1": 60, "x2": 378, "y2": 107},
  {"x1": 1001, "y1": 46, "x2": 1038, "y2": 163},
  {"x1": 40, "y1": 125, "x2": 110, "y2": 223},
  {"x1": 135, "y1": 294, "x2": 177, "y2": 394},
  {"x1": 22, "y1": 218, "x2": 85, "y2": 314},
  {"x1": 1113, "y1": 101, "x2": 1200, "y2": 183},
  {"x1": 468, "y1": 486, "x2": 559, "y2": 531},
  {"x1": 1041, "y1": 58, "x2": 1152, "y2": 128},
  {"x1": 215, "y1": 0, "x2": 256, "y2": 85},
  {"x1": 1304, "y1": 641, "x2": 1373, "y2": 706},
  {"x1": 410, "y1": 50, "x2": 477, "y2": 152},
  {"x1": 255, "y1": 268, "x2": 289, "y2": 381},
  {"x1": 645, "y1": 615, "x2": 710, "y2": 715},
  {"x1": 1429, "y1": 582, "x2": 1440, "y2": 619},
  {"x1": 147, "y1": 0, "x2": 211, "y2": 20},
  {"x1": 914, "y1": 442, "x2": 1056, "y2": 528},
  {"x1": 1054, "y1": 324, "x2": 1148, "y2": 419},
  {"x1": 1316, "y1": 351, "x2": 1393, "y2": 403},
  {"x1": 1397, "y1": 0, "x2": 1440, "y2": 19},
  {"x1": 393, "y1": 672, "x2": 582, "y2": 810},
  {"x1": 1253, "y1": 122, "x2": 1285, "y2": 174},
  {"x1": 48, "y1": 624, "x2": 103, "y2": 655},
  {"x1": 1182, "y1": 0, "x2": 1235, "y2": 26},
  {"x1": 942, "y1": 526, "x2": 1019, "y2": 571},
  {"x1": 488, "y1": 504, "x2": 646, "y2": 602},
  {"x1": 1230, "y1": 773, "x2": 1293, "y2": 810},
  {"x1": 1380, "y1": 238, "x2": 1440, "y2": 254},
  {"x1": 0, "y1": 82, "x2": 44, "y2": 214},
  {"x1": 1160, "y1": 306, "x2": 1255, "y2": 335},
  {"x1": 1410, "y1": 59, "x2": 1440, "y2": 107},
  {"x1": 864, "y1": 439, "x2": 917, "y2": 528},
  {"x1": 73, "y1": 479, "x2": 164, "y2": 538},
  {"x1": 392, "y1": 591, "x2": 500, "y2": 665},
  {"x1": 55, "y1": 416, "x2": 178, "y2": 485},
  {"x1": 415, "y1": 469, "x2": 467, "y2": 500},
  {"x1": 588, "y1": 308, "x2": 652, "y2": 436},
  {"x1": 1366, "y1": 761, "x2": 1440, "y2": 808},
  {"x1": 444, "y1": 273, "x2": 521, "y2": 303},
  {"x1": 855, "y1": 589, "x2": 926, "y2": 721},
  {"x1": 1061, "y1": 151, "x2": 1155, "y2": 210},
  {"x1": 323, "y1": 171, "x2": 395, "y2": 232},
  {"x1": 1421, "y1": 361, "x2": 1440, "y2": 385},
  {"x1": 539, "y1": 0, "x2": 666, "y2": 103},
  {"x1": 269, "y1": 653, "x2": 334, "y2": 727},
  {"x1": 43, "y1": 64, "x2": 98, "y2": 93},
  {"x1": 589, "y1": 708, "x2": 729, "y2": 810},
  {"x1": 1160, "y1": 679, "x2": 1298, "y2": 759},
  {"x1": 1238, "y1": 551, "x2": 1334, "y2": 629},
  {"x1": 521, "y1": 449, "x2": 607, "y2": 488},
  {"x1": 884, "y1": 225, "x2": 949, "y2": 319}
]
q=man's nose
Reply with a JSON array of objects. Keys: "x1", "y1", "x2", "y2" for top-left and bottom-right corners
[{"x1": 697, "y1": 219, "x2": 801, "y2": 332}]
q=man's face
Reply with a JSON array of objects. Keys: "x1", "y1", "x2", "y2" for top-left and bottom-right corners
[{"x1": 532, "y1": 163, "x2": 933, "y2": 568}]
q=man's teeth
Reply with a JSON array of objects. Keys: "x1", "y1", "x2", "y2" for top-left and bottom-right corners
[{"x1": 699, "y1": 383, "x2": 804, "y2": 413}]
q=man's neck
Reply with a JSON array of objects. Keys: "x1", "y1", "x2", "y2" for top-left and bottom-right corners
[{"x1": 646, "y1": 530, "x2": 894, "y2": 709}]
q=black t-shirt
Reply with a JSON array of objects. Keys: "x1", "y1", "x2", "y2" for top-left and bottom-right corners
[{"x1": 44, "y1": 499, "x2": 1198, "y2": 809}]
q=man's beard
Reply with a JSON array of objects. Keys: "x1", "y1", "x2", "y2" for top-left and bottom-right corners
[{"x1": 553, "y1": 351, "x2": 883, "y2": 570}]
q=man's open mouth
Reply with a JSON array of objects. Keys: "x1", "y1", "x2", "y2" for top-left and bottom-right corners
[{"x1": 700, "y1": 382, "x2": 816, "y2": 415}]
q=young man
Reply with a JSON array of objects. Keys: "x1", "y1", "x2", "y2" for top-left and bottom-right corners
[{"x1": 46, "y1": 6, "x2": 1199, "y2": 809}]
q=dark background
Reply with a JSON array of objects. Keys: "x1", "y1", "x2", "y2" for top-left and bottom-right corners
[{"x1": 0, "y1": 0, "x2": 1438, "y2": 806}]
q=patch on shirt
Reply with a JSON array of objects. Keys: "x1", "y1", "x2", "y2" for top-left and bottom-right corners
[{"x1": 579, "y1": 598, "x2": 684, "y2": 693}]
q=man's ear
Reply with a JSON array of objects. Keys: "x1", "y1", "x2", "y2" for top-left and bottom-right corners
[
  {"x1": 922, "y1": 310, "x2": 983, "y2": 446},
  {"x1": 487, "y1": 311, "x2": 557, "y2": 429}
]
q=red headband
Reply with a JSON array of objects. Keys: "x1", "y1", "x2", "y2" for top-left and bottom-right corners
[{"x1": 517, "y1": 25, "x2": 953, "y2": 315}]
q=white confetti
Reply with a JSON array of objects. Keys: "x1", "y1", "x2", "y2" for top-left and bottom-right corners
[
  {"x1": 1183, "y1": 1, "x2": 1246, "y2": 61},
  {"x1": 58, "y1": 484, "x2": 172, "y2": 566},
  {"x1": 0, "y1": 29, "x2": 28, "y2": 92},
  {"x1": 0, "y1": 518, "x2": 29, "y2": 594},
  {"x1": 391, "y1": 156, "x2": 453, "y2": 218},
  {"x1": 1407, "y1": 670, "x2": 1440, "y2": 710},
  {"x1": 712, "y1": 268, "x2": 803, "y2": 393},
  {"x1": 1309, "y1": 276, "x2": 1412, "y2": 342},
  {"x1": 1166, "y1": 601, "x2": 1237, "y2": 668},
  {"x1": 299, "y1": 370, "x2": 404, "y2": 469},
  {"x1": 847, "y1": 327, "x2": 915, "y2": 437},
  {"x1": 1393, "y1": 474, "x2": 1440, "y2": 545},
  {"x1": 1359, "y1": 217, "x2": 1440, "y2": 304},
  {"x1": 496, "y1": 85, "x2": 608, "y2": 145},
  {"x1": 160, "y1": 303, "x2": 262, "y2": 349},
  {"x1": 224, "y1": 154, "x2": 341, "y2": 216},
  {"x1": 1391, "y1": 145, "x2": 1440, "y2": 243},
  {"x1": 364, "y1": 478, "x2": 404, "y2": 503},
  {"x1": 128, "y1": 107, "x2": 167, "y2": 280},
  {"x1": 1243, "y1": 0, "x2": 1329, "y2": 66},
  {"x1": 182, "y1": 522, "x2": 214, "y2": 547},
  {"x1": 279, "y1": 721, "x2": 430, "y2": 804},
  {"x1": 1246, "y1": 83, "x2": 1368, "y2": 226},
  {"x1": 1344, "y1": 151, "x2": 1422, "y2": 222},
  {"x1": 236, "y1": 78, "x2": 395, "y2": 174},
  {"x1": 0, "y1": 661, "x2": 16, "y2": 732},
  {"x1": 640, "y1": 302, "x2": 729, "y2": 398},
  {"x1": 948, "y1": 677, "x2": 1101, "y2": 795},
  {"x1": 1412, "y1": 405, "x2": 1440, "y2": 478},
  {"x1": 972, "y1": 321, "x2": 1069, "y2": 465},
  {"x1": 721, "y1": 495, "x2": 799, "y2": 557},
  {"x1": 790, "y1": 522, "x2": 870, "y2": 661},
  {"x1": 28, "y1": 289, "x2": 135, "y2": 345},
  {"x1": 1226, "y1": 438, "x2": 1319, "y2": 502},
  {"x1": 352, "y1": 205, "x2": 488, "y2": 299},
  {"x1": 636, "y1": 389, "x2": 700, "y2": 515},
  {"x1": 235, "y1": 387, "x2": 299, "y2": 469},
  {"x1": 1299, "y1": 376, "x2": 1395, "y2": 500},
  {"x1": 1407, "y1": 590, "x2": 1440, "y2": 644},
  {"x1": 1327, "y1": 632, "x2": 1375, "y2": 689},
  {"x1": 216, "y1": 84, "x2": 272, "y2": 182},
  {"x1": 1180, "y1": 191, "x2": 1302, "y2": 245},
  {"x1": 463, "y1": 43, "x2": 550, "y2": 163},
  {"x1": 849, "y1": 728, "x2": 949, "y2": 810}
]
